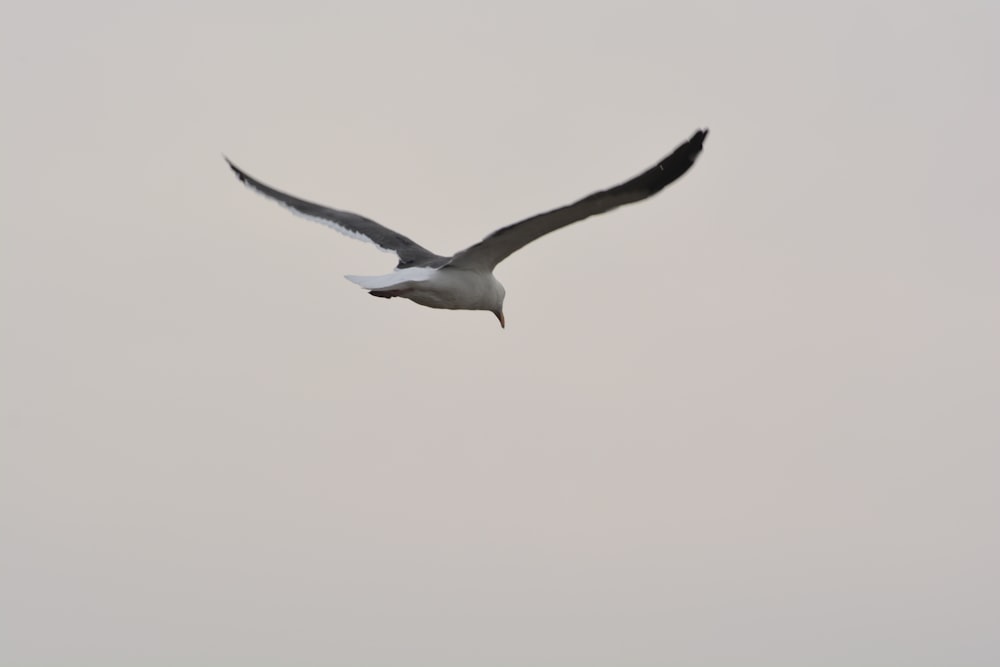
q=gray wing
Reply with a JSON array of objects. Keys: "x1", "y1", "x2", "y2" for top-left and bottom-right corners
[
  {"x1": 448, "y1": 129, "x2": 708, "y2": 271},
  {"x1": 225, "y1": 158, "x2": 446, "y2": 268}
]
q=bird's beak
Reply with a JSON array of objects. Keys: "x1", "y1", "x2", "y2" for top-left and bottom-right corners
[{"x1": 495, "y1": 311, "x2": 506, "y2": 328}]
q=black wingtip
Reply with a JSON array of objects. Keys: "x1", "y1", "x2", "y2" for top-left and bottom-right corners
[
  {"x1": 644, "y1": 128, "x2": 710, "y2": 191},
  {"x1": 689, "y1": 128, "x2": 709, "y2": 150},
  {"x1": 222, "y1": 155, "x2": 251, "y2": 185}
]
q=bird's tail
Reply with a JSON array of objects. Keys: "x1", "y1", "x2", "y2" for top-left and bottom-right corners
[{"x1": 345, "y1": 267, "x2": 437, "y2": 290}]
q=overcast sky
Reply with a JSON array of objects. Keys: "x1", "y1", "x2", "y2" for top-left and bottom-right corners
[{"x1": 2, "y1": 1, "x2": 998, "y2": 665}]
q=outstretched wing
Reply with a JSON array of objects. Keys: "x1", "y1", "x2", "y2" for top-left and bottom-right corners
[
  {"x1": 448, "y1": 129, "x2": 708, "y2": 271},
  {"x1": 225, "y1": 158, "x2": 446, "y2": 268}
]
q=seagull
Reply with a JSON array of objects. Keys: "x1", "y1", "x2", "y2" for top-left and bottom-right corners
[{"x1": 225, "y1": 128, "x2": 707, "y2": 328}]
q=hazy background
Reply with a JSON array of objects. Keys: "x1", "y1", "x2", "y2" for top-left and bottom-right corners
[{"x1": 2, "y1": 1, "x2": 998, "y2": 665}]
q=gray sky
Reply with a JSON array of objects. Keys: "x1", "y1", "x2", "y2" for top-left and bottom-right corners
[{"x1": 2, "y1": 1, "x2": 998, "y2": 665}]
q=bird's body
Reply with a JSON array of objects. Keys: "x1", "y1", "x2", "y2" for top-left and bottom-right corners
[
  {"x1": 351, "y1": 266, "x2": 506, "y2": 314},
  {"x1": 225, "y1": 128, "x2": 707, "y2": 327}
]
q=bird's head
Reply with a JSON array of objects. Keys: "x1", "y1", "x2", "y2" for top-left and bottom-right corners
[{"x1": 492, "y1": 281, "x2": 506, "y2": 329}]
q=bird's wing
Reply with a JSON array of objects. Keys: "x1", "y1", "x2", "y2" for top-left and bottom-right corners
[
  {"x1": 225, "y1": 158, "x2": 446, "y2": 268},
  {"x1": 448, "y1": 129, "x2": 708, "y2": 271}
]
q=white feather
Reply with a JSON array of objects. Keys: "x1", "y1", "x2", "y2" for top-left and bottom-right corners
[{"x1": 345, "y1": 267, "x2": 438, "y2": 290}]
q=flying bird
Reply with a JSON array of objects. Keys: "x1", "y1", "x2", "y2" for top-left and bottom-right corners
[{"x1": 225, "y1": 128, "x2": 708, "y2": 328}]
